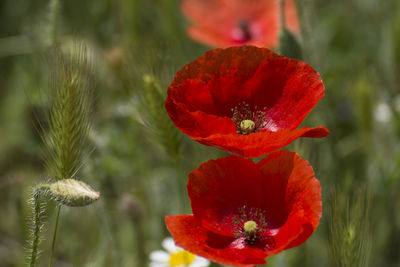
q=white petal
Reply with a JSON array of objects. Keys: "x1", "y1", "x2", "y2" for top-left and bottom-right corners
[
  {"x1": 149, "y1": 263, "x2": 168, "y2": 267},
  {"x1": 190, "y1": 257, "x2": 211, "y2": 267},
  {"x1": 162, "y1": 237, "x2": 179, "y2": 253},
  {"x1": 149, "y1": 250, "x2": 170, "y2": 262}
]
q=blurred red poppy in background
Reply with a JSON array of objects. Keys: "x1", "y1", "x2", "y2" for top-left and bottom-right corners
[
  {"x1": 181, "y1": 0, "x2": 299, "y2": 48},
  {"x1": 165, "y1": 46, "x2": 330, "y2": 158},
  {"x1": 166, "y1": 151, "x2": 322, "y2": 266}
]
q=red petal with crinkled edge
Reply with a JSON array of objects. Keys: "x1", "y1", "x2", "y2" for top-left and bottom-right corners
[
  {"x1": 166, "y1": 46, "x2": 330, "y2": 158},
  {"x1": 168, "y1": 46, "x2": 323, "y2": 127},
  {"x1": 256, "y1": 150, "x2": 322, "y2": 255},
  {"x1": 181, "y1": 0, "x2": 299, "y2": 48},
  {"x1": 166, "y1": 215, "x2": 267, "y2": 267},
  {"x1": 195, "y1": 126, "x2": 330, "y2": 158},
  {"x1": 188, "y1": 156, "x2": 264, "y2": 236},
  {"x1": 177, "y1": 151, "x2": 322, "y2": 262}
]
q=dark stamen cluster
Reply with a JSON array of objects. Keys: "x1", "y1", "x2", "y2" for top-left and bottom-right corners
[
  {"x1": 232, "y1": 205, "x2": 269, "y2": 245},
  {"x1": 237, "y1": 20, "x2": 252, "y2": 42},
  {"x1": 244, "y1": 225, "x2": 259, "y2": 245},
  {"x1": 231, "y1": 102, "x2": 267, "y2": 135}
]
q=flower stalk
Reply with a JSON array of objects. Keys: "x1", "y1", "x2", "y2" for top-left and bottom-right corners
[
  {"x1": 48, "y1": 206, "x2": 61, "y2": 267},
  {"x1": 279, "y1": 0, "x2": 303, "y2": 59},
  {"x1": 28, "y1": 188, "x2": 46, "y2": 267},
  {"x1": 49, "y1": 0, "x2": 60, "y2": 45},
  {"x1": 280, "y1": 0, "x2": 286, "y2": 30}
]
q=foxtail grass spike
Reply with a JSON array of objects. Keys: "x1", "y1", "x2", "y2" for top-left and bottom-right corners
[
  {"x1": 43, "y1": 44, "x2": 93, "y2": 179},
  {"x1": 329, "y1": 187, "x2": 372, "y2": 267},
  {"x1": 140, "y1": 74, "x2": 181, "y2": 162}
]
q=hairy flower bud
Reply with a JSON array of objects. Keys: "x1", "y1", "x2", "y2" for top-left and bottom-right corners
[{"x1": 49, "y1": 179, "x2": 100, "y2": 207}]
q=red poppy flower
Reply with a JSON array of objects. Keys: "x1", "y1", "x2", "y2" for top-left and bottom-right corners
[
  {"x1": 165, "y1": 46, "x2": 330, "y2": 158},
  {"x1": 181, "y1": 0, "x2": 299, "y2": 48},
  {"x1": 166, "y1": 150, "x2": 322, "y2": 266}
]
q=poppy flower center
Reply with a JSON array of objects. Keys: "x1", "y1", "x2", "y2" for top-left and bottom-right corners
[
  {"x1": 240, "y1": 120, "x2": 255, "y2": 134},
  {"x1": 232, "y1": 20, "x2": 252, "y2": 42},
  {"x1": 233, "y1": 206, "x2": 269, "y2": 245},
  {"x1": 243, "y1": 220, "x2": 258, "y2": 233},
  {"x1": 231, "y1": 102, "x2": 267, "y2": 135}
]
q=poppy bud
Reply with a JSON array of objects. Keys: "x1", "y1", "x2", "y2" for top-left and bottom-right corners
[{"x1": 49, "y1": 179, "x2": 100, "y2": 207}]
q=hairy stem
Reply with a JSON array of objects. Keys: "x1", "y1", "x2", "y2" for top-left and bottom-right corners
[
  {"x1": 29, "y1": 191, "x2": 42, "y2": 267},
  {"x1": 28, "y1": 185, "x2": 50, "y2": 267}
]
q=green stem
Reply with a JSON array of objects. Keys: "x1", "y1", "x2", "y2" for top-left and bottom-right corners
[
  {"x1": 48, "y1": 206, "x2": 61, "y2": 267},
  {"x1": 133, "y1": 218, "x2": 146, "y2": 267},
  {"x1": 173, "y1": 157, "x2": 188, "y2": 213},
  {"x1": 49, "y1": 0, "x2": 60, "y2": 45},
  {"x1": 29, "y1": 190, "x2": 43, "y2": 267},
  {"x1": 280, "y1": 0, "x2": 286, "y2": 30}
]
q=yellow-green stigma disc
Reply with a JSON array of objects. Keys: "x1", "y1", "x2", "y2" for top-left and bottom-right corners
[
  {"x1": 243, "y1": 220, "x2": 258, "y2": 233},
  {"x1": 240, "y1": 120, "x2": 255, "y2": 134}
]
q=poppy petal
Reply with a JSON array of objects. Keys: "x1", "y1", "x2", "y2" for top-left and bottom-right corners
[
  {"x1": 256, "y1": 151, "x2": 322, "y2": 255},
  {"x1": 167, "y1": 151, "x2": 322, "y2": 264},
  {"x1": 188, "y1": 156, "x2": 263, "y2": 236},
  {"x1": 166, "y1": 46, "x2": 330, "y2": 158},
  {"x1": 169, "y1": 47, "x2": 324, "y2": 127},
  {"x1": 181, "y1": 0, "x2": 299, "y2": 48},
  {"x1": 165, "y1": 96, "x2": 235, "y2": 137},
  {"x1": 187, "y1": 25, "x2": 235, "y2": 48},
  {"x1": 242, "y1": 57, "x2": 325, "y2": 129},
  {"x1": 166, "y1": 215, "x2": 267, "y2": 267},
  {"x1": 195, "y1": 126, "x2": 330, "y2": 158}
]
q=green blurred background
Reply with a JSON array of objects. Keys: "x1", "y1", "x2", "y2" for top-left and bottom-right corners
[{"x1": 0, "y1": 0, "x2": 399, "y2": 266}]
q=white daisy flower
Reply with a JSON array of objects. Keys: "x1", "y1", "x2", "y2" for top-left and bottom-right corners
[{"x1": 149, "y1": 237, "x2": 210, "y2": 267}]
